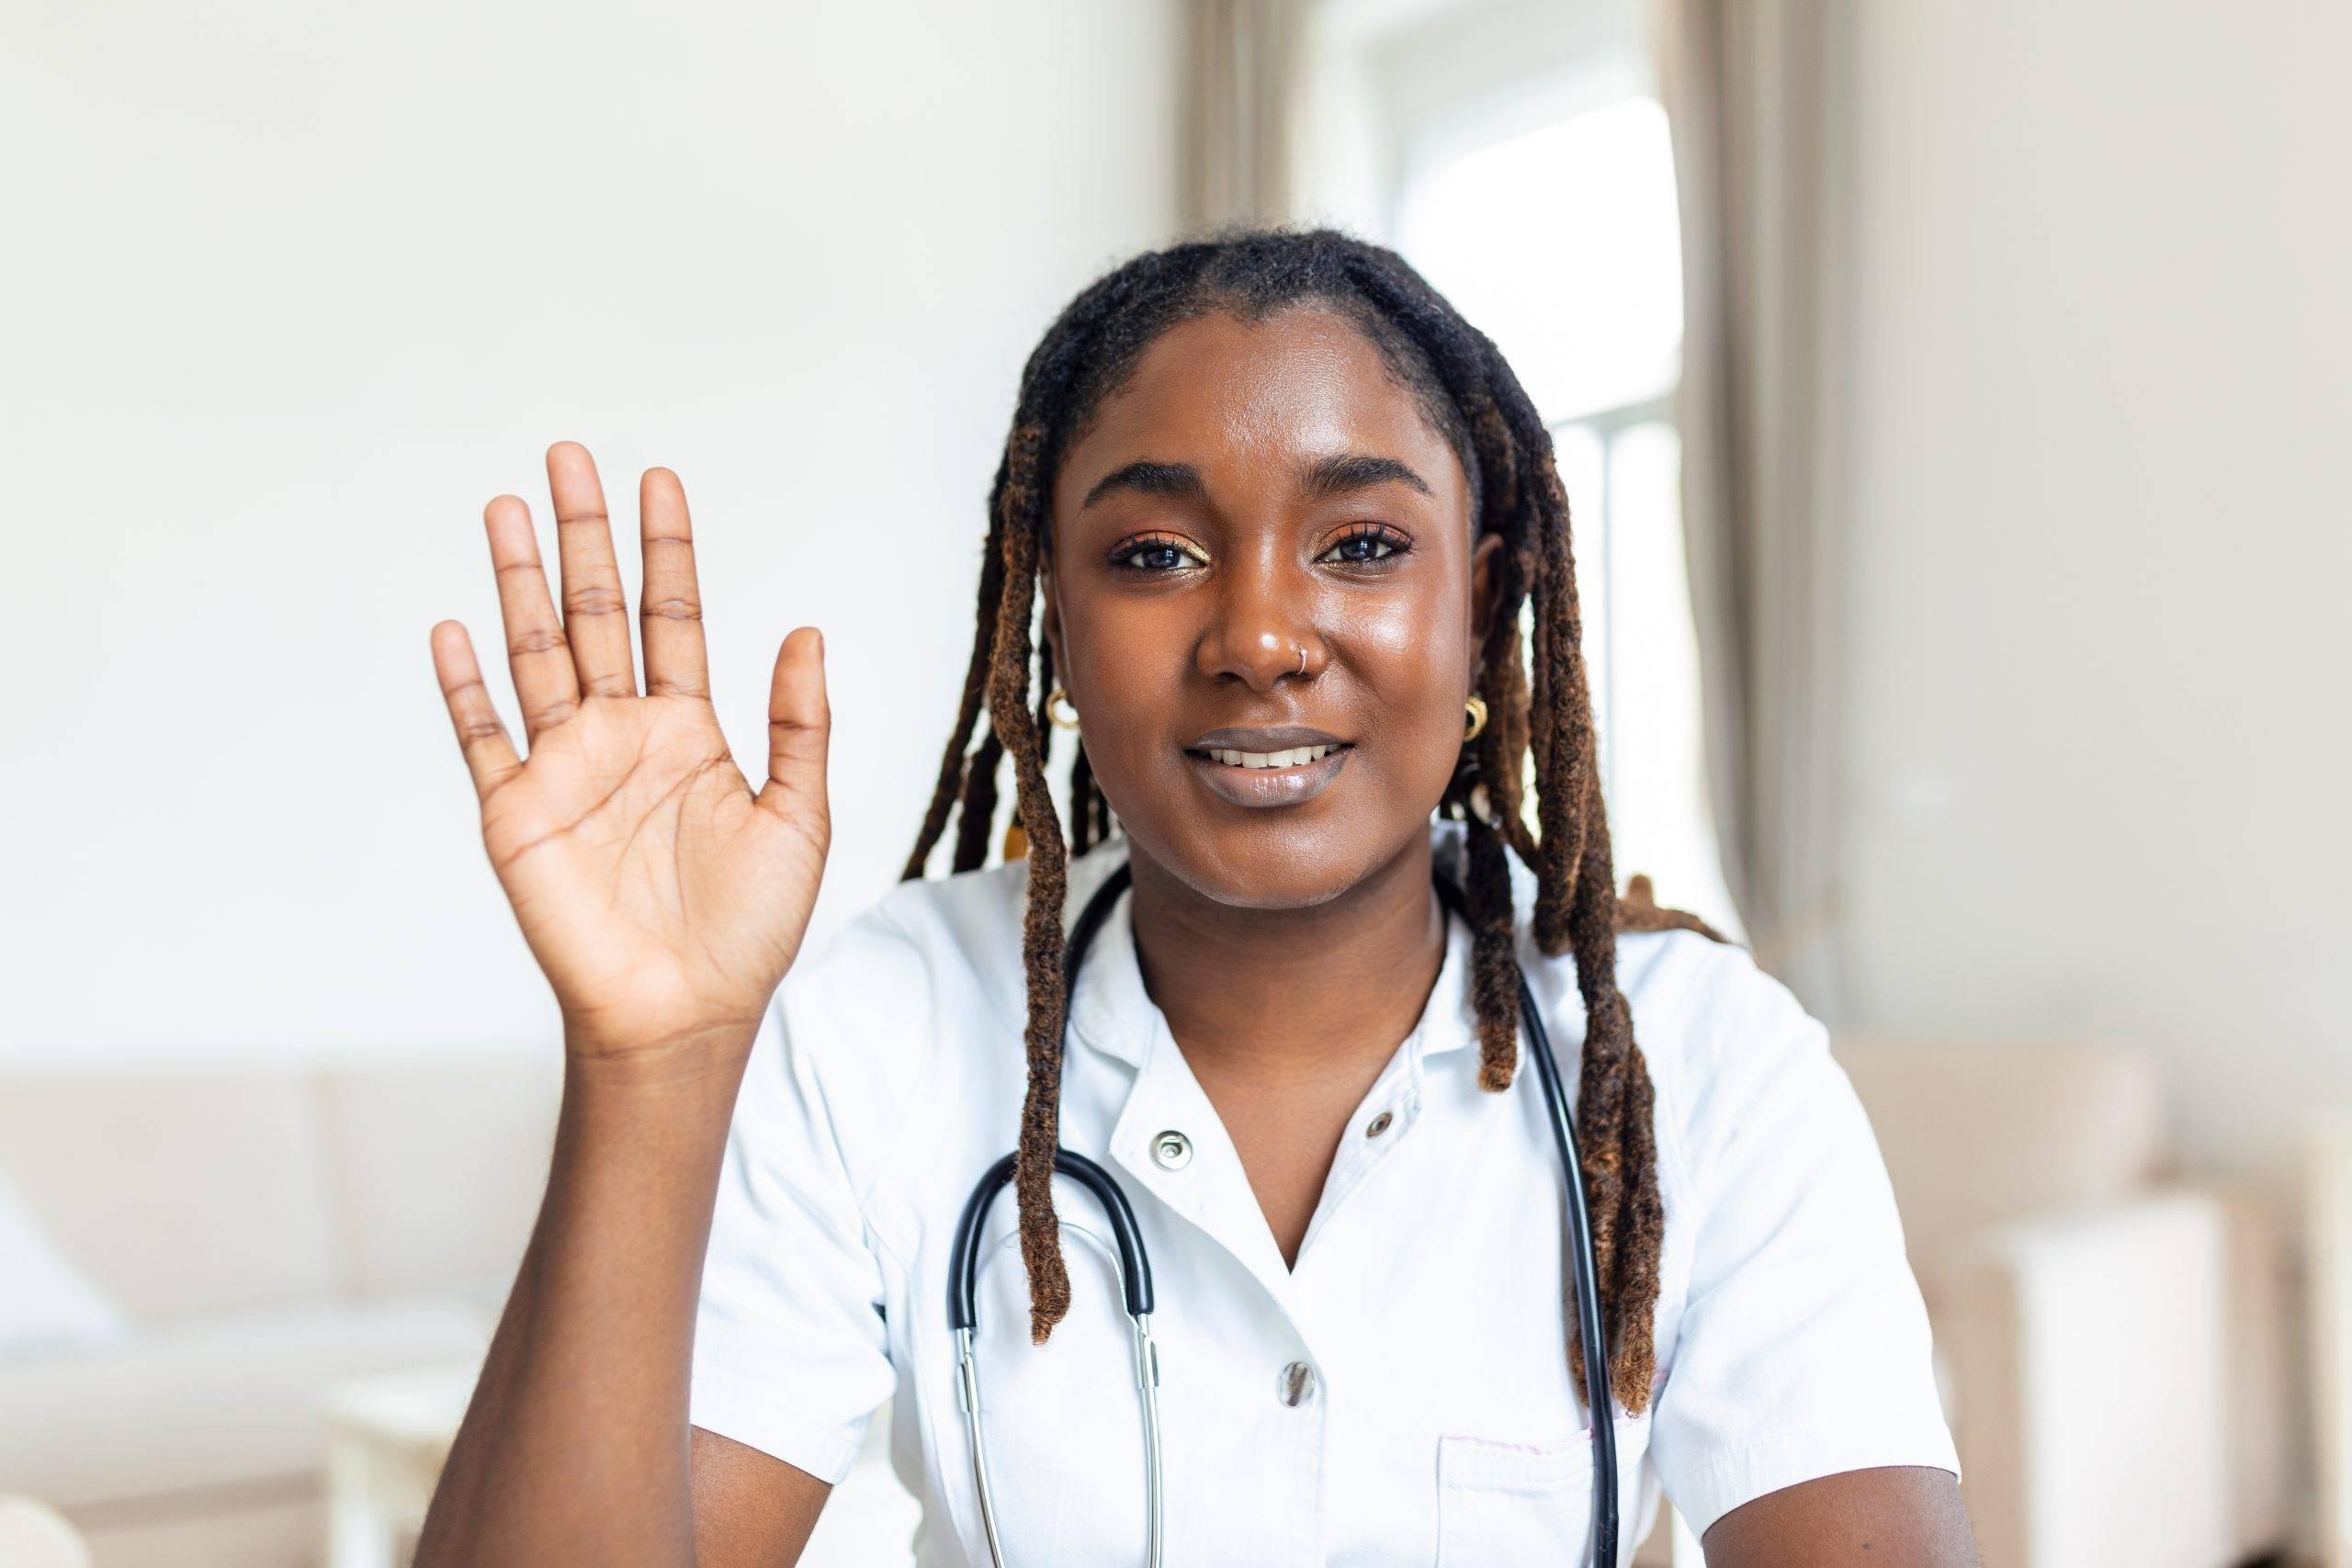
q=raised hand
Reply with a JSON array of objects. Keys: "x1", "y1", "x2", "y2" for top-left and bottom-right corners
[{"x1": 429, "y1": 442, "x2": 829, "y2": 1060}]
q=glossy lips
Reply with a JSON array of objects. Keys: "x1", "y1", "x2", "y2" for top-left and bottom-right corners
[{"x1": 1183, "y1": 726, "x2": 1352, "y2": 808}]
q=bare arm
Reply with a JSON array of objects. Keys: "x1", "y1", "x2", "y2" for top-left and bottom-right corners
[
  {"x1": 692, "y1": 1427, "x2": 833, "y2": 1562},
  {"x1": 413, "y1": 443, "x2": 836, "y2": 1565},
  {"x1": 1703, "y1": 1466, "x2": 1980, "y2": 1567}
]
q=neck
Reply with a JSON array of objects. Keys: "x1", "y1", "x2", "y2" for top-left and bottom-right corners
[{"x1": 1124, "y1": 832, "x2": 1447, "y2": 1089}]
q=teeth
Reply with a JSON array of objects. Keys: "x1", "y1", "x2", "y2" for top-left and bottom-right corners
[{"x1": 1205, "y1": 744, "x2": 1338, "y2": 769}]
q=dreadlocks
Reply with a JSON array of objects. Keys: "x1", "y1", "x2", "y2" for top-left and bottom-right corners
[{"x1": 901, "y1": 225, "x2": 1729, "y2": 1416}]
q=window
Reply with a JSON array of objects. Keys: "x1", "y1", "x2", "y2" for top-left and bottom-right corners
[{"x1": 1298, "y1": 0, "x2": 1742, "y2": 939}]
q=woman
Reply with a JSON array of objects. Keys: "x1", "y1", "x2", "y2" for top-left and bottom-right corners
[{"x1": 417, "y1": 229, "x2": 1975, "y2": 1565}]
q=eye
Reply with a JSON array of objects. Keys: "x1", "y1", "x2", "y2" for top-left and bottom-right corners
[
  {"x1": 1320, "y1": 524, "x2": 1412, "y2": 567},
  {"x1": 1108, "y1": 532, "x2": 1208, "y2": 573}
]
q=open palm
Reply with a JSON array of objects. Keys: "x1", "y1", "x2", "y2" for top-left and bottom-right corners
[{"x1": 428, "y1": 442, "x2": 829, "y2": 1057}]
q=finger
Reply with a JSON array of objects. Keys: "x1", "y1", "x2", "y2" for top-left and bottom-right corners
[
  {"x1": 546, "y1": 440, "x2": 638, "y2": 698},
  {"x1": 484, "y1": 494, "x2": 582, "y2": 739},
  {"x1": 638, "y1": 467, "x2": 709, "y2": 700},
  {"x1": 431, "y1": 620, "x2": 524, "y2": 798},
  {"x1": 754, "y1": 627, "x2": 830, "y2": 831}
]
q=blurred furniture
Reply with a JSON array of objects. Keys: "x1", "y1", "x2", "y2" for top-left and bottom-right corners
[
  {"x1": 2310, "y1": 1113, "x2": 2352, "y2": 1567},
  {"x1": 323, "y1": 1362, "x2": 479, "y2": 1568},
  {"x1": 0, "y1": 1049, "x2": 557, "y2": 1568},
  {"x1": 320, "y1": 1354, "x2": 917, "y2": 1568},
  {"x1": 0, "y1": 1495, "x2": 93, "y2": 1568},
  {"x1": 1630, "y1": 1500, "x2": 1703, "y2": 1566},
  {"x1": 0, "y1": 1037, "x2": 2297, "y2": 1567},
  {"x1": 1838, "y1": 1039, "x2": 2294, "y2": 1568}
]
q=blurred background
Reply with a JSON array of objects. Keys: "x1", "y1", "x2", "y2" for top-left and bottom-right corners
[{"x1": 2, "y1": 0, "x2": 2346, "y2": 1564}]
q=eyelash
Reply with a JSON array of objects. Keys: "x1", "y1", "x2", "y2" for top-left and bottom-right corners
[
  {"x1": 1108, "y1": 533, "x2": 1208, "y2": 573},
  {"x1": 1322, "y1": 523, "x2": 1412, "y2": 567},
  {"x1": 1103, "y1": 525, "x2": 1415, "y2": 575}
]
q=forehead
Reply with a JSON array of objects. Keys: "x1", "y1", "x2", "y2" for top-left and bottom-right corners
[{"x1": 1054, "y1": 305, "x2": 1471, "y2": 512}]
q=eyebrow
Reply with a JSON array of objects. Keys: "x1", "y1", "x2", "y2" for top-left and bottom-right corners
[
  {"x1": 1081, "y1": 459, "x2": 1205, "y2": 511},
  {"x1": 1079, "y1": 452, "x2": 1433, "y2": 510},
  {"x1": 1300, "y1": 452, "x2": 1432, "y2": 500}
]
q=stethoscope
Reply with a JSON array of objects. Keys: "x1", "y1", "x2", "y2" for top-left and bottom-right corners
[{"x1": 946, "y1": 857, "x2": 1618, "y2": 1568}]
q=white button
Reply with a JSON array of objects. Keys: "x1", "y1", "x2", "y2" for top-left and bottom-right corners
[
  {"x1": 1277, "y1": 1360, "x2": 1317, "y2": 1407},
  {"x1": 1151, "y1": 1130, "x2": 1193, "y2": 1170}
]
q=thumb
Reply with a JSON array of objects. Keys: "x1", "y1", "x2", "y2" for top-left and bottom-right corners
[{"x1": 754, "y1": 626, "x2": 829, "y2": 829}]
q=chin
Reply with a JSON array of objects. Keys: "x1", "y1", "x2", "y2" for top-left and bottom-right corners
[{"x1": 1127, "y1": 809, "x2": 1422, "y2": 912}]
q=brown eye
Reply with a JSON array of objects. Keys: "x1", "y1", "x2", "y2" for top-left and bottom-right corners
[
  {"x1": 1321, "y1": 525, "x2": 1411, "y2": 566},
  {"x1": 1109, "y1": 534, "x2": 1207, "y2": 572}
]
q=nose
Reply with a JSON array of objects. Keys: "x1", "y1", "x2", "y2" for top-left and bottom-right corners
[{"x1": 1196, "y1": 550, "x2": 1317, "y2": 692}]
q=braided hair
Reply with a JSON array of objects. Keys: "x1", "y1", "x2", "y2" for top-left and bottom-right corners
[{"x1": 902, "y1": 225, "x2": 1728, "y2": 1416}]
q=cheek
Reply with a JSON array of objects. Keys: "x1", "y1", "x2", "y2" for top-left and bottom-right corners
[
  {"x1": 1344, "y1": 591, "x2": 1479, "y2": 817},
  {"x1": 1341, "y1": 587, "x2": 1474, "y2": 722},
  {"x1": 1057, "y1": 598, "x2": 1189, "y2": 760}
]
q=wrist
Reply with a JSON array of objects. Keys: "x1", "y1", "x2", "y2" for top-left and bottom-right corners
[{"x1": 560, "y1": 1013, "x2": 763, "y2": 1093}]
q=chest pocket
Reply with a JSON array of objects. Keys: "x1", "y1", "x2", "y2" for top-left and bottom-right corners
[{"x1": 1436, "y1": 1411, "x2": 1652, "y2": 1568}]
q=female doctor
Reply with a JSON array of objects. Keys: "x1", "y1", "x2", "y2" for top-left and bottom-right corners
[{"x1": 416, "y1": 229, "x2": 1977, "y2": 1566}]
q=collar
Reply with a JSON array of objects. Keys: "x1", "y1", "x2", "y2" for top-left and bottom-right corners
[{"x1": 1062, "y1": 841, "x2": 1485, "y2": 1074}]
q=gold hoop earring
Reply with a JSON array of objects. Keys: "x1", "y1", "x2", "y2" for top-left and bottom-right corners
[
  {"x1": 1046, "y1": 686, "x2": 1082, "y2": 731},
  {"x1": 1463, "y1": 694, "x2": 1488, "y2": 742}
]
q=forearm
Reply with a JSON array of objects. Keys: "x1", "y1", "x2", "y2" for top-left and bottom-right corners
[{"x1": 416, "y1": 1026, "x2": 757, "y2": 1567}]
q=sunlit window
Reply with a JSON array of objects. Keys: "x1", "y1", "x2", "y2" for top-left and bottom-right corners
[
  {"x1": 1387, "y1": 79, "x2": 1741, "y2": 937},
  {"x1": 1396, "y1": 96, "x2": 1681, "y2": 422}
]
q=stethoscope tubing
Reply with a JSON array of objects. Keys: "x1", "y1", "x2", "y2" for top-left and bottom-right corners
[
  {"x1": 1427, "y1": 869, "x2": 1618, "y2": 1567},
  {"x1": 949, "y1": 1147, "x2": 1166, "y2": 1568},
  {"x1": 1519, "y1": 971, "x2": 1620, "y2": 1565},
  {"x1": 946, "y1": 855, "x2": 1615, "y2": 1568}
]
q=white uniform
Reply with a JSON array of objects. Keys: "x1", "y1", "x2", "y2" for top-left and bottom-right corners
[{"x1": 690, "y1": 819, "x2": 1958, "y2": 1565}]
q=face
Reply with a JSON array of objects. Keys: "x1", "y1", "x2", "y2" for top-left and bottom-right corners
[{"x1": 1042, "y1": 304, "x2": 1499, "y2": 908}]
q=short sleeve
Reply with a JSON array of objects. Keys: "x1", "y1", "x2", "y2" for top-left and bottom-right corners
[
  {"x1": 1645, "y1": 949, "x2": 1960, "y2": 1535},
  {"x1": 689, "y1": 982, "x2": 898, "y2": 1483}
]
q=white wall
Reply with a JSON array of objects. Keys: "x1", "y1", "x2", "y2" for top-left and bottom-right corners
[
  {"x1": 0, "y1": 0, "x2": 1182, "y2": 1054},
  {"x1": 1836, "y1": 0, "x2": 2352, "y2": 1174}
]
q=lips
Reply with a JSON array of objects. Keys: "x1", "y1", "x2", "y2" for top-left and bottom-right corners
[
  {"x1": 1186, "y1": 724, "x2": 1347, "y2": 752},
  {"x1": 1182, "y1": 727, "x2": 1353, "y2": 808}
]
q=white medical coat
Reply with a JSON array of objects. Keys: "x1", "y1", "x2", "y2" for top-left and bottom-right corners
[{"x1": 690, "y1": 819, "x2": 1958, "y2": 1565}]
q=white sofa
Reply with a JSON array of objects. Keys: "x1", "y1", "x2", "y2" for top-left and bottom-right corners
[
  {"x1": 1838, "y1": 1040, "x2": 2296, "y2": 1568},
  {"x1": 0, "y1": 1041, "x2": 2297, "y2": 1568},
  {"x1": 0, "y1": 1049, "x2": 558, "y2": 1568},
  {"x1": 0, "y1": 1495, "x2": 91, "y2": 1568}
]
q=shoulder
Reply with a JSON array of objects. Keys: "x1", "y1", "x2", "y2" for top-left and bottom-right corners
[
  {"x1": 1528, "y1": 922, "x2": 1818, "y2": 1181},
  {"x1": 780, "y1": 841, "x2": 1134, "y2": 1042},
  {"x1": 1613, "y1": 922, "x2": 1828, "y2": 1115},
  {"x1": 756, "y1": 845, "x2": 1133, "y2": 1179},
  {"x1": 1447, "y1": 820, "x2": 1834, "y2": 1184},
  {"x1": 771, "y1": 855, "x2": 1034, "y2": 1081},
  {"x1": 746, "y1": 856, "x2": 1034, "y2": 1197}
]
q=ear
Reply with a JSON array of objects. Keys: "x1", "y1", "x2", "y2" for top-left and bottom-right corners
[{"x1": 1468, "y1": 531, "x2": 1506, "y2": 657}]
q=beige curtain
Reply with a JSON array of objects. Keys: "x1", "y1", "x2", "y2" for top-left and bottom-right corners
[
  {"x1": 1657, "y1": 0, "x2": 1853, "y2": 1012},
  {"x1": 1182, "y1": 0, "x2": 1312, "y2": 231}
]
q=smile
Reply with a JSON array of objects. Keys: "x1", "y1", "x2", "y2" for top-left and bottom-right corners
[
  {"x1": 1199, "y1": 743, "x2": 1344, "y2": 770},
  {"x1": 1182, "y1": 736, "x2": 1353, "y2": 807}
]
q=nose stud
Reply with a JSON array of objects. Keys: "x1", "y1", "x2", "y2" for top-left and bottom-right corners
[{"x1": 1295, "y1": 644, "x2": 1307, "y2": 678}]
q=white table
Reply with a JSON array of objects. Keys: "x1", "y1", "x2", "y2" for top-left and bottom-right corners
[
  {"x1": 322, "y1": 1362, "x2": 479, "y2": 1568},
  {"x1": 320, "y1": 1361, "x2": 920, "y2": 1568}
]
